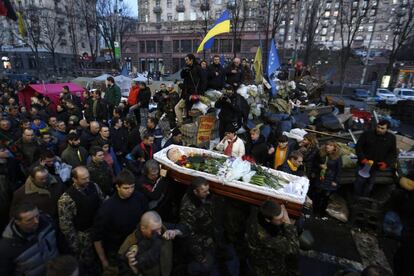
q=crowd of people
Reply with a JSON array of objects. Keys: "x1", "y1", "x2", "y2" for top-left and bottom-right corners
[{"x1": 0, "y1": 52, "x2": 406, "y2": 276}]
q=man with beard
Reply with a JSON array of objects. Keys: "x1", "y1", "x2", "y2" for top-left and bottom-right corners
[
  {"x1": 58, "y1": 166, "x2": 105, "y2": 275},
  {"x1": 104, "y1": 77, "x2": 121, "y2": 118},
  {"x1": 87, "y1": 146, "x2": 113, "y2": 196},
  {"x1": 207, "y1": 55, "x2": 225, "y2": 91},
  {"x1": 354, "y1": 120, "x2": 397, "y2": 197},
  {"x1": 245, "y1": 200, "x2": 299, "y2": 276},
  {"x1": 61, "y1": 132, "x2": 89, "y2": 168}
]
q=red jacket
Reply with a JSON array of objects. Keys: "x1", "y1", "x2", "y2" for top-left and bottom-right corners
[{"x1": 127, "y1": 85, "x2": 140, "y2": 106}]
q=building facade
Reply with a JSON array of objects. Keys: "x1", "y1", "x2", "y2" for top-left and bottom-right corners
[
  {"x1": 0, "y1": 0, "x2": 97, "y2": 75},
  {"x1": 123, "y1": 0, "x2": 405, "y2": 74}
]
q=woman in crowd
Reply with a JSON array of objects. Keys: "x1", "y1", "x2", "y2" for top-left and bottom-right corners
[
  {"x1": 246, "y1": 124, "x2": 272, "y2": 165},
  {"x1": 216, "y1": 124, "x2": 245, "y2": 158},
  {"x1": 297, "y1": 133, "x2": 319, "y2": 179}
]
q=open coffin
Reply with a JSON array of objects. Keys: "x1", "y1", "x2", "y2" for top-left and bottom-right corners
[{"x1": 154, "y1": 145, "x2": 310, "y2": 217}]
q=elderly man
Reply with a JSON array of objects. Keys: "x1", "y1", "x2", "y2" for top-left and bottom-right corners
[
  {"x1": 225, "y1": 57, "x2": 244, "y2": 89},
  {"x1": 80, "y1": 121, "x2": 100, "y2": 150},
  {"x1": 11, "y1": 165, "x2": 65, "y2": 220},
  {"x1": 119, "y1": 211, "x2": 186, "y2": 275}
]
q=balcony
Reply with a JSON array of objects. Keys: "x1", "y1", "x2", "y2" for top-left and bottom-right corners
[
  {"x1": 227, "y1": 2, "x2": 236, "y2": 10},
  {"x1": 176, "y1": 4, "x2": 185, "y2": 12},
  {"x1": 153, "y1": 6, "x2": 162, "y2": 13}
]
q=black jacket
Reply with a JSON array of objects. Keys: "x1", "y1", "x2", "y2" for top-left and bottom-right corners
[
  {"x1": 111, "y1": 126, "x2": 129, "y2": 155},
  {"x1": 199, "y1": 68, "x2": 208, "y2": 93},
  {"x1": 80, "y1": 129, "x2": 98, "y2": 150},
  {"x1": 181, "y1": 63, "x2": 202, "y2": 97},
  {"x1": 92, "y1": 192, "x2": 148, "y2": 254},
  {"x1": 356, "y1": 130, "x2": 397, "y2": 169},
  {"x1": 215, "y1": 93, "x2": 249, "y2": 127},
  {"x1": 207, "y1": 63, "x2": 225, "y2": 90},
  {"x1": 87, "y1": 160, "x2": 113, "y2": 196},
  {"x1": 84, "y1": 99, "x2": 108, "y2": 122},
  {"x1": 225, "y1": 64, "x2": 244, "y2": 88},
  {"x1": 246, "y1": 135, "x2": 269, "y2": 165},
  {"x1": 138, "y1": 87, "x2": 151, "y2": 109}
]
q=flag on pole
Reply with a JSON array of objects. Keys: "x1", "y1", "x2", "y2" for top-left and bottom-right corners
[
  {"x1": 253, "y1": 45, "x2": 263, "y2": 84},
  {"x1": 0, "y1": 0, "x2": 17, "y2": 21},
  {"x1": 197, "y1": 10, "x2": 230, "y2": 53},
  {"x1": 120, "y1": 64, "x2": 128, "y2": 76},
  {"x1": 17, "y1": 12, "x2": 25, "y2": 37},
  {"x1": 267, "y1": 39, "x2": 281, "y2": 97}
]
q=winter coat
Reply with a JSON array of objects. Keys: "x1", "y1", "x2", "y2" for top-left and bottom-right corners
[
  {"x1": 127, "y1": 85, "x2": 140, "y2": 106},
  {"x1": 216, "y1": 136, "x2": 246, "y2": 158},
  {"x1": 180, "y1": 63, "x2": 203, "y2": 97},
  {"x1": 207, "y1": 63, "x2": 225, "y2": 90},
  {"x1": 61, "y1": 145, "x2": 88, "y2": 168},
  {"x1": 111, "y1": 126, "x2": 129, "y2": 156},
  {"x1": 246, "y1": 135, "x2": 269, "y2": 165},
  {"x1": 80, "y1": 129, "x2": 98, "y2": 150},
  {"x1": 104, "y1": 84, "x2": 121, "y2": 107},
  {"x1": 225, "y1": 64, "x2": 244, "y2": 88},
  {"x1": 87, "y1": 160, "x2": 114, "y2": 196},
  {"x1": 356, "y1": 130, "x2": 397, "y2": 169},
  {"x1": 242, "y1": 65, "x2": 254, "y2": 85},
  {"x1": 84, "y1": 99, "x2": 108, "y2": 122},
  {"x1": 0, "y1": 213, "x2": 58, "y2": 276},
  {"x1": 199, "y1": 68, "x2": 208, "y2": 93},
  {"x1": 138, "y1": 87, "x2": 151, "y2": 109},
  {"x1": 315, "y1": 154, "x2": 342, "y2": 191},
  {"x1": 215, "y1": 93, "x2": 249, "y2": 127}
]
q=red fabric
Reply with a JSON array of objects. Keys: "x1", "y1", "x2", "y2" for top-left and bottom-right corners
[
  {"x1": 361, "y1": 158, "x2": 369, "y2": 165},
  {"x1": 18, "y1": 83, "x2": 84, "y2": 110},
  {"x1": 378, "y1": 162, "x2": 387, "y2": 170},
  {"x1": 127, "y1": 85, "x2": 140, "y2": 106},
  {"x1": 140, "y1": 142, "x2": 153, "y2": 160},
  {"x1": 142, "y1": 184, "x2": 153, "y2": 192},
  {"x1": 224, "y1": 138, "x2": 236, "y2": 156},
  {"x1": 0, "y1": 0, "x2": 17, "y2": 20}
]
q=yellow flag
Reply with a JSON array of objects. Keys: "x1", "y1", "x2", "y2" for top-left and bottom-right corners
[
  {"x1": 253, "y1": 45, "x2": 263, "y2": 84},
  {"x1": 17, "y1": 12, "x2": 26, "y2": 37}
]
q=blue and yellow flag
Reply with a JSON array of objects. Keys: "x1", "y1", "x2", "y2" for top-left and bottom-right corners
[
  {"x1": 197, "y1": 10, "x2": 230, "y2": 53},
  {"x1": 267, "y1": 39, "x2": 281, "y2": 97},
  {"x1": 253, "y1": 44, "x2": 263, "y2": 84}
]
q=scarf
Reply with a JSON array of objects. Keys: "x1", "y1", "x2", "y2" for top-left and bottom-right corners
[
  {"x1": 140, "y1": 142, "x2": 153, "y2": 160},
  {"x1": 287, "y1": 160, "x2": 298, "y2": 172},
  {"x1": 224, "y1": 137, "x2": 237, "y2": 156},
  {"x1": 274, "y1": 146, "x2": 288, "y2": 169}
]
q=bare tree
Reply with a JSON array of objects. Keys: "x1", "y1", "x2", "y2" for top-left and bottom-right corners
[
  {"x1": 338, "y1": 0, "x2": 372, "y2": 95},
  {"x1": 78, "y1": 0, "x2": 100, "y2": 63},
  {"x1": 41, "y1": 9, "x2": 64, "y2": 73},
  {"x1": 65, "y1": 0, "x2": 79, "y2": 67},
  {"x1": 96, "y1": 0, "x2": 133, "y2": 68},
  {"x1": 14, "y1": 1, "x2": 43, "y2": 74},
  {"x1": 260, "y1": 0, "x2": 289, "y2": 69},
  {"x1": 302, "y1": 0, "x2": 326, "y2": 66},
  {"x1": 227, "y1": 0, "x2": 247, "y2": 58},
  {"x1": 386, "y1": 0, "x2": 414, "y2": 74}
]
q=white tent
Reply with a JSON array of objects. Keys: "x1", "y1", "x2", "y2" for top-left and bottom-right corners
[
  {"x1": 115, "y1": 75, "x2": 132, "y2": 97},
  {"x1": 133, "y1": 74, "x2": 148, "y2": 82},
  {"x1": 93, "y1": 74, "x2": 112, "y2": 81}
]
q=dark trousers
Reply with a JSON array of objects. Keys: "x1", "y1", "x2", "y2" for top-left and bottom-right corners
[{"x1": 353, "y1": 169, "x2": 378, "y2": 197}]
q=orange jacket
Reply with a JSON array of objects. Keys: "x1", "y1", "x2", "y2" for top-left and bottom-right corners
[{"x1": 127, "y1": 85, "x2": 140, "y2": 106}]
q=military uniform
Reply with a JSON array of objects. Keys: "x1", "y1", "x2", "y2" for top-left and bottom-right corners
[
  {"x1": 58, "y1": 182, "x2": 105, "y2": 274},
  {"x1": 245, "y1": 208, "x2": 299, "y2": 276},
  {"x1": 179, "y1": 191, "x2": 216, "y2": 269}
]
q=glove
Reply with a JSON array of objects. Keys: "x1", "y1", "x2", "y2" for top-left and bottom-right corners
[
  {"x1": 361, "y1": 158, "x2": 369, "y2": 165},
  {"x1": 378, "y1": 162, "x2": 387, "y2": 170}
]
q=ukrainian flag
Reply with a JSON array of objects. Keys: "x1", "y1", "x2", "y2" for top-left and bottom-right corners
[{"x1": 197, "y1": 10, "x2": 230, "y2": 53}]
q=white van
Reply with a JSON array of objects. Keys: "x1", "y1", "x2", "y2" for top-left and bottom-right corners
[{"x1": 393, "y1": 88, "x2": 414, "y2": 100}]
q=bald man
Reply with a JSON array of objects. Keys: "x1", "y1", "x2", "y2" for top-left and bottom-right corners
[
  {"x1": 225, "y1": 57, "x2": 244, "y2": 89},
  {"x1": 58, "y1": 166, "x2": 105, "y2": 274},
  {"x1": 80, "y1": 121, "x2": 100, "y2": 150},
  {"x1": 119, "y1": 211, "x2": 186, "y2": 275}
]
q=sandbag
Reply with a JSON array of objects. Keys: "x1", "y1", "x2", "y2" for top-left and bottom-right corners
[
  {"x1": 264, "y1": 112, "x2": 290, "y2": 124},
  {"x1": 326, "y1": 194, "x2": 349, "y2": 223},
  {"x1": 315, "y1": 113, "x2": 343, "y2": 131}
]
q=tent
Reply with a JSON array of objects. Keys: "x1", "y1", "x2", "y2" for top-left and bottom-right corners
[
  {"x1": 93, "y1": 74, "x2": 112, "y2": 81},
  {"x1": 133, "y1": 74, "x2": 148, "y2": 82},
  {"x1": 71, "y1": 77, "x2": 95, "y2": 88},
  {"x1": 114, "y1": 75, "x2": 132, "y2": 97},
  {"x1": 18, "y1": 83, "x2": 84, "y2": 110}
]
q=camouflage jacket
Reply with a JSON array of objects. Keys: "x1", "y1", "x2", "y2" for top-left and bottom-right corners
[
  {"x1": 58, "y1": 182, "x2": 105, "y2": 254},
  {"x1": 245, "y1": 208, "x2": 299, "y2": 276},
  {"x1": 179, "y1": 191, "x2": 216, "y2": 261}
]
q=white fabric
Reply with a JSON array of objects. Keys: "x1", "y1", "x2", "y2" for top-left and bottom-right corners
[
  {"x1": 114, "y1": 75, "x2": 132, "y2": 97},
  {"x1": 93, "y1": 74, "x2": 112, "y2": 81}
]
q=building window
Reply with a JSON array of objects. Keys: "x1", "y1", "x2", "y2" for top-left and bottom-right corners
[
  {"x1": 156, "y1": 13, "x2": 161, "y2": 22},
  {"x1": 140, "y1": 41, "x2": 146, "y2": 53},
  {"x1": 167, "y1": 0, "x2": 172, "y2": 8},
  {"x1": 167, "y1": 13, "x2": 172, "y2": 21},
  {"x1": 155, "y1": 0, "x2": 160, "y2": 5},
  {"x1": 333, "y1": 11, "x2": 338, "y2": 16},
  {"x1": 215, "y1": 0, "x2": 223, "y2": 4},
  {"x1": 190, "y1": 12, "x2": 197, "y2": 21},
  {"x1": 178, "y1": 12, "x2": 184, "y2": 21},
  {"x1": 368, "y1": 25, "x2": 373, "y2": 32},
  {"x1": 213, "y1": 39, "x2": 219, "y2": 52},
  {"x1": 178, "y1": 0, "x2": 184, "y2": 4},
  {"x1": 329, "y1": 36, "x2": 334, "y2": 41},
  {"x1": 221, "y1": 39, "x2": 232, "y2": 53},
  {"x1": 145, "y1": 14, "x2": 149, "y2": 22},
  {"x1": 173, "y1": 40, "x2": 180, "y2": 52},
  {"x1": 234, "y1": 39, "x2": 241, "y2": 52},
  {"x1": 324, "y1": 11, "x2": 330, "y2": 17},
  {"x1": 181, "y1": 40, "x2": 192, "y2": 53},
  {"x1": 321, "y1": 28, "x2": 328, "y2": 35},
  {"x1": 147, "y1": 41, "x2": 156, "y2": 53},
  {"x1": 157, "y1": 41, "x2": 163, "y2": 53},
  {"x1": 192, "y1": 39, "x2": 199, "y2": 52}
]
